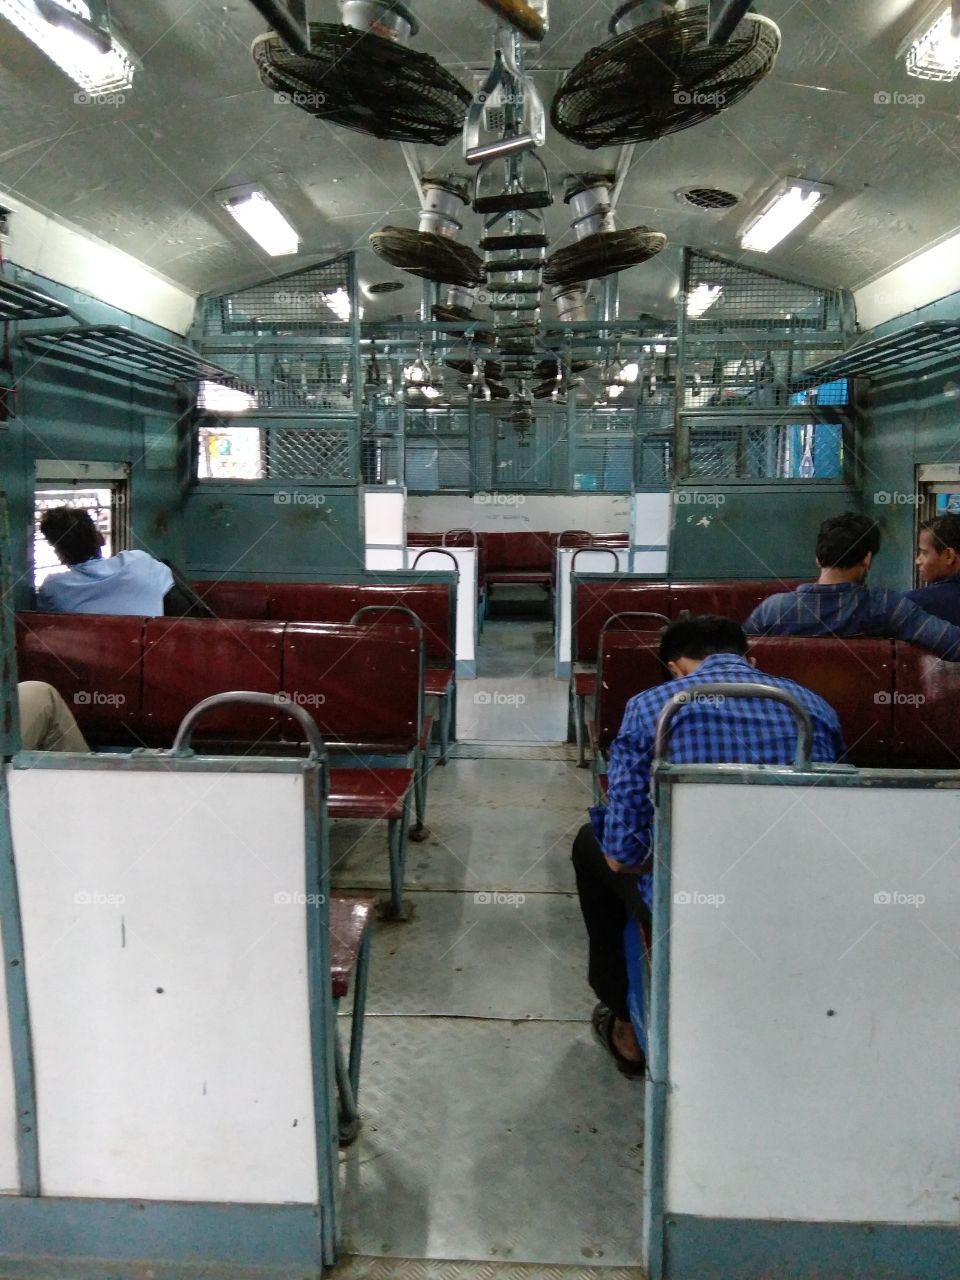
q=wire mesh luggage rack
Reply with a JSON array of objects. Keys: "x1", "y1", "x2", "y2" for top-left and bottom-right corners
[
  {"x1": 792, "y1": 321, "x2": 960, "y2": 386},
  {"x1": 0, "y1": 278, "x2": 70, "y2": 323},
  {"x1": 23, "y1": 325, "x2": 249, "y2": 387}
]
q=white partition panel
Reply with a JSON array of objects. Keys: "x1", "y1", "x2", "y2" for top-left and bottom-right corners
[
  {"x1": 555, "y1": 547, "x2": 633, "y2": 676},
  {"x1": 664, "y1": 780, "x2": 960, "y2": 1225},
  {"x1": 0, "y1": 915, "x2": 20, "y2": 1193},
  {"x1": 8, "y1": 767, "x2": 319, "y2": 1204},
  {"x1": 404, "y1": 546, "x2": 477, "y2": 674},
  {"x1": 364, "y1": 486, "x2": 407, "y2": 571}
]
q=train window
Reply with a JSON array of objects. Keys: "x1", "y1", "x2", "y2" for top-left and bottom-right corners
[
  {"x1": 33, "y1": 467, "x2": 129, "y2": 592},
  {"x1": 197, "y1": 422, "x2": 265, "y2": 480}
]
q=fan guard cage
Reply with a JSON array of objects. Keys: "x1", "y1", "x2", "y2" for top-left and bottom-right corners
[
  {"x1": 253, "y1": 23, "x2": 471, "y2": 145},
  {"x1": 551, "y1": 8, "x2": 780, "y2": 148}
]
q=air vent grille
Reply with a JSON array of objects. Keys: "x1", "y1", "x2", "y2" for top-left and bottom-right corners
[{"x1": 679, "y1": 187, "x2": 740, "y2": 211}]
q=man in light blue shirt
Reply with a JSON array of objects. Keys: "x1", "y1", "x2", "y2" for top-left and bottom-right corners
[{"x1": 37, "y1": 508, "x2": 173, "y2": 617}]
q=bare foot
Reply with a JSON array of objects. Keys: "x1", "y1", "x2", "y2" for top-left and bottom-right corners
[{"x1": 611, "y1": 1015, "x2": 644, "y2": 1062}]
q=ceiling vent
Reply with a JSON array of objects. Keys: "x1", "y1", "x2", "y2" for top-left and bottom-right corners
[{"x1": 677, "y1": 186, "x2": 740, "y2": 211}]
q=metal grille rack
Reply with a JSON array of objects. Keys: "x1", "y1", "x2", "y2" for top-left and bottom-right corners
[
  {"x1": 793, "y1": 321, "x2": 960, "y2": 385},
  {"x1": 0, "y1": 278, "x2": 70, "y2": 323},
  {"x1": 24, "y1": 326, "x2": 246, "y2": 386},
  {"x1": 683, "y1": 250, "x2": 846, "y2": 335}
]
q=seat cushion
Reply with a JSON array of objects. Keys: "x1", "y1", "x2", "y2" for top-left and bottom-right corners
[
  {"x1": 329, "y1": 895, "x2": 375, "y2": 999},
  {"x1": 327, "y1": 767, "x2": 415, "y2": 820},
  {"x1": 424, "y1": 667, "x2": 454, "y2": 697}
]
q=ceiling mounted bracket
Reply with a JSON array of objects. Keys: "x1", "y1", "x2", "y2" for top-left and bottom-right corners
[{"x1": 707, "y1": 0, "x2": 756, "y2": 45}]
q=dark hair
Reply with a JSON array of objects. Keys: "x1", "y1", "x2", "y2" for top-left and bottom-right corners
[
  {"x1": 659, "y1": 614, "x2": 747, "y2": 666},
  {"x1": 39, "y1": 507, "x2": 101, "y2": 565},
  {"x1": 815, "y1": 513, "x2": 880, "y2": 569},
  {"x1": 921, "y1": 513, "x2": 960, "y2": 556}
]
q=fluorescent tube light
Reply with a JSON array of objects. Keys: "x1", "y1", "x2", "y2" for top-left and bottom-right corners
[
  {"x1": 686, "y1": 283, "x2": 723, "y2": 317},
  {"x1": 906, "y1": 5, "x2": 960, "y2": 81},
  {"x1": 221, "y1": 190, "x2": 300, "y2": 257},
  {"x1": 740, "y1": 179, "x2": 831, "y2": 254},
  {"x1": 620, "y1": 361, "x2": 640, "y2": 383},
  {"x1": 324, "y1": 287, "x2": 352, "y2": 323},
  {"x1": 1, "y1": 0, "x2": 135, "y2": 93},
  {"x1": 198, "y1": 381, "x2": 257, "y2": 413}
]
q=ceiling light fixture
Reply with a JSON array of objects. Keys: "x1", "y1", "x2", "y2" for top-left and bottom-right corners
[
  {"x1": 219, "y1": 188, "x2": 300, "y2": 257},
  {"x1": 686, "y1": 282, "x2": 723, "y2": 317},
  {"x1": 323, "y1": 286, "x2": 352, "y2": 323},
  {"x1": 906, "y1": 5, "x2": 960, "y2": 81},
  {"x1": 197, "y1": 381, "x2": 257, "y2": 413},
  {"x1": 739, "y1": 178, "x2": 831, "y2": 254},
  {"x1": 0, "y1": 0, "x2": 135, "y2": 94}
]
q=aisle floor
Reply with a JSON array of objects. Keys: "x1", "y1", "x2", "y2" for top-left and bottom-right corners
[{"x1": 331, "y1": 618, "x2": 645, "y2": 1274}]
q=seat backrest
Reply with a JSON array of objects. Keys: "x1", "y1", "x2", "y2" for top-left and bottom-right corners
[
  {"x1": 747, "y1": 636, "x2": 895, "y2": 767},
  {"x1": 283, "y1": 623, "x2": 421, "y2": 752},
  {"x1": 596, "y1": 631, "x2": 666, "y2": 755},
  {"x1": 574, "y1": 581, "x2": 672, "y2": 663},
  {"x1": 484, "y1": 531, "x2": 554, "y2": 573},
  {"x1": 191, "y1": 581, "x2": 271, "y2": 620},
  {"x1": 141, "y1": 618, "x2": 284, "y2": 745},
  {"x1": 670, "y1": 580, "x2": 806, "y2": 622},
  {"x1": 892, "y1": 644, "x2": 960, "y2": 767},
  {"x1": 15, "y1": 613, "x2": 144, "y2": 745}
]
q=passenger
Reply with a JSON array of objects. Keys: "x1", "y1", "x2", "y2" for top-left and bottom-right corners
[
  {"x1": 572, "y1": 615, "x2": 843, "y2": 1078},
  {"x1": 745, "y1": 512, "x2": 960, "y2": 658},
  {"x1": 906, "y1": 514, "x2": 960, "y2": 625},
  {"x1": 17, "y1": 681, "x2": 90, "y2": 752},
  {"x1": 37, "y1": 508, "x2": 172, "y2": 616}
]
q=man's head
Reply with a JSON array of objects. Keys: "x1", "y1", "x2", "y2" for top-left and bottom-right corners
[
  {"x1": 658, "y1": 614, "x2": 752, "y2": 679},
  {"x1": 39, "y1": 508, "x2": 104, "y2": 567},
  {"x1": 916, "y1": 514, "x2": 960, "y2": 584},
  {"x1": 815, "y1": 513, "x2": 880, "y2": 582}
]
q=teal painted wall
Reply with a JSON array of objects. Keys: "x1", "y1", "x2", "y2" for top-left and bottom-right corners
[
  {"x1": 1, "y1": 266, "x2": 188, "y2": 611},
  {"x1": 856, "y1": 287, "x2": 960, "y2": 591},
  {"x1": 669, "y1": 484, "x2": 859, "y2": 580}
]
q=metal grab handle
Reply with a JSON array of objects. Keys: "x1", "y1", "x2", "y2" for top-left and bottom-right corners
[
  {"x1": 571, "y1": 546, "x2": 621, "y2": 574},
  {"x1": 558, "y1": 529, "x2": 592, "y2": 547},
  {"x1": 599, "y1": 610, "x2": 669, "y2": 638},
  {"x1": 442, "y1": 528, "x2": 479, "y2": 548},
  {"x1": 170, "y1": 692, "x2": 327, "y2": 763},
  {"x1": 413, "y1": 548, "x2": 460, "y2": 574},
  {"x1": 350, "y1": 604, "x2": 423, "y2": 634},
  {"x1": 653, "y1": 683, "x2": 814, "y2": 769}
]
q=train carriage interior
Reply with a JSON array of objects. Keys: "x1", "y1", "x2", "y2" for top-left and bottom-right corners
[{"x1": 1, "y1": 1, "x2": 960, "y2": 1277}]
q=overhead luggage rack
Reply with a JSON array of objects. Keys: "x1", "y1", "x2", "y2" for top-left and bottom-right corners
[
  {"x1": 794, "y1": 321, "x2": 960, "y2": 386},
  {"x1": 0, "y1": 278, "x2": 70, "y2": 323},
  {"x1": 24, "y1": 325, "x2": 250, "y2": 387}
]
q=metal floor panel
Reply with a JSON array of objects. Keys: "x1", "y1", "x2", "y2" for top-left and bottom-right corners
[
  {"x1": 331, "y1": 760, "x2": 592, "y2": 895},
  {"x1": 457, "y1": 621, "x2": 568, "y2": 745},
  {"x1": 363, "y1": 890, "x2": 587, "y2": 1021},
  {"x1": 450, "y1": 744, "x2": 577, "y2": 762},
  {"x1": 339, "y1": 1018, "x2": 643, "y2": 1267},
  {"x1": 329, "y1": 1259, "x2": 641, "y2": 1279}
]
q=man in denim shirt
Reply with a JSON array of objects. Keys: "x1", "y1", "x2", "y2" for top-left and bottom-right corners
[{"x1": 745, "y1": 513, "x2": 960, "y2": 658}]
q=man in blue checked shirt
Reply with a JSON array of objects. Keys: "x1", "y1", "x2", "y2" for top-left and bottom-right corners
[
  {"x1": 745, "y1": 513, "x2": 960, "y2": 657},
  {"x1": 572, "y1": 615, "x2": 843, "y2": 1078}
]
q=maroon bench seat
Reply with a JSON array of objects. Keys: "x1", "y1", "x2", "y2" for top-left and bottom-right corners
[
  {"x1": 749, "y1": 637, "x2": 894, "y2": 768},
  {"x1": 16, "y1": 613, "x2": 143, "y2": 745},
  {"x1": 892, "y1": 647, "x2": 960, "y2": 768},
  {"x1": 328, "y1": 769, "x2": 415, "y2": 821},
  {"x1": 141, "y1": 618, "x2": 284, "y2": 746},
  {"x1": 484, "y1": 531, "x2": 555, "y2": 587},
  {"x1": 192, "y1": 580, "x2": 272, "y2": 620}
]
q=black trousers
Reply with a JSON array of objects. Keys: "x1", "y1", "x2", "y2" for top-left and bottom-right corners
[{"x1": 571, "y1": 822, "x2": 652, "y2": 1020}]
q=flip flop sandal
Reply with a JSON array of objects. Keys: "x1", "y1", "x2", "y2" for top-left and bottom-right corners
[{"x1": 591, "y1": 1002, "x2": 646, "y2": 1079}]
